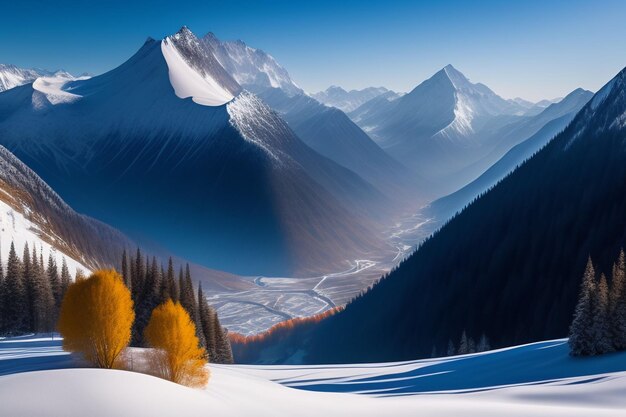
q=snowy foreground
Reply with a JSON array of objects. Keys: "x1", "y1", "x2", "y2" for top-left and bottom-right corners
[{"x1": 1, "y1": 336, "x2": 626, "y2": 416}]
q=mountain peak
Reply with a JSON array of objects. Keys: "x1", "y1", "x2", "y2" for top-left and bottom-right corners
[
  {"x1": 172, "y1": 25, "x2": 197, "y2": 42},
  {"x1": 203, "y1": 31, "x2": 218, "y2": 43},
  {"x1": 441, "y1": 64, "x2": 471, "y2": 89}
]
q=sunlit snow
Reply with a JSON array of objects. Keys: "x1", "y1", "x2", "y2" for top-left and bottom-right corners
[{"x1": 161, "y1": 39, "x2": 234, "y2": 106}]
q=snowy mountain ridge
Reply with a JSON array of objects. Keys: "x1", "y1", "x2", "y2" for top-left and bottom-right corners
[
  {"x1": 0, "y1": 27, "x2": 386, "y2": 276},
  {"x1": 312, "y1": 86, "x2": 394, "y2": 112},
  {"x1": 203, "y1": 32, "x2": 303, "y2": 97},
  {"x1": 0, "y1": 64, "x2": 53, "y2": 93}
]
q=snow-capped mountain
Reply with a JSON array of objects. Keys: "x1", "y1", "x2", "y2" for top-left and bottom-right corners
[
  {"x1": 254, "y1": 87, "x2": 423, "y2": 203},
  {"x1": 429, "y1": 87, "x2": 593, "y2": 218},
  {"x1": 312, "y1": 86, "x2": 394, "y2": 113},
  {"x1": 199, "y1": 31, "x2": 423, "y2": 204},
  {"x1": 0, "y1": 64, "x2": 53, "y2": 93},
  {"x1": 348, "y1": 90, "x2": 402, "y2": 124},
  {"x1": 0, "y1": 27, "x2": 385, "y2": 277},
  {"x1": 351, "y1": 65, "x2": 579, "y2": 197},
  {"x1": 202, "y1": 32, "x2": 303, "y2": 97},
  {"x1": 277, "y1": 66, "x2": 626, "y2": 365}
]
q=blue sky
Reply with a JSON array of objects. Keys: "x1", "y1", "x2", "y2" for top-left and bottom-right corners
[{"x1": 1, "y1": 0, "x2": 625, "y2": 101}]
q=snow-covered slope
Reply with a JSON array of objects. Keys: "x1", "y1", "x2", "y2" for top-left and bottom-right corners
[
  {"x1": 312, "y1": 86, "x2": 394, "y2": 113},
  {"x1": 0, "y1": 64, "x2": 54, "y2": 93},
  {"x1": 428, "y1": 88, "x2": 594, "y2": 218},
  {"x1": 199, "y1": 32, "x2": 424, "y2": 205},
  {"x1": 2, "y1": 335, "x2": 626, "y2": 416},
  {"x1": 255, "y1": 87, "x2": 425, "y2": 204},
  {"x1": 0, "y1": 145, "x2": 133, "y2": 275},
  {"x1": 203, "y1": 32, "x2": 302, "y2": 97},
  {"x1": 353, "y1": 65, "x2": 589, "y2": 198},
  {"x1": 0, "y1": 27, "x2": 385, "y2": 276}
]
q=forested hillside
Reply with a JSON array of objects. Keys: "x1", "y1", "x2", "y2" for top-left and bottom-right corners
[{"x1": 235, "y1": 68, "x2": 626, "y2": 364}]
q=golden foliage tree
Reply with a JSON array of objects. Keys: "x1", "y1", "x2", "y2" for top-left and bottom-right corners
[
  {"x1": 58, "y1": 269, "x2": 134, "y2": 369},
  {"x1": 144, "y1": 299, "x2": 209, "y2": 387}
]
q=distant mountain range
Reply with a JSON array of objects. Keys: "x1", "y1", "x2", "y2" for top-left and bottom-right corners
[
  {"x1": 312, "y1": 86, "x2": 398, "y2": 113},
  {"x1": 237, "y1": 65, "x2": 626, "y2": 364},
  {"x1": 429, "y1": 87, "x2": 593, "y2": 218},
  {"x1": 0, "y1": 27, "x2": 390, "y2": 276},
  {"x1": 347, "y1": 65, "x2": 584, "y2": 197}
]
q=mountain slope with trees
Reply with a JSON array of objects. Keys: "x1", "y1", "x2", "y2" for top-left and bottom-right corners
[{"x1": 237, "y1": 67, "x2": 626, "y2": 364}]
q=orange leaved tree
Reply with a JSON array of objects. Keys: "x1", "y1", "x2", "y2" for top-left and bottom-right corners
[
  {"x1": 58, "y1": 269, "x2": 135, "y2": 368},
  {"x1": 144, "y1": 299, "x2": 209, "y2": 387}
]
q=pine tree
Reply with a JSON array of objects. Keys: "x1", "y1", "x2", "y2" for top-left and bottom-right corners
[
  {"x1": 159, "y1": 264, "x2": 170, "y2": 303},
  {"x1": 610, "y1": 250, "x2": 626, "y2": 350},
  {"x1": 212, "y1": 312, "x2": 233, "y2": 364},
  {"x1": 458, "y1": 330, "x2": 469, "y2": 354},
  {"x1": 121, "y1": 249, "x2": 131, "y2": 290},
  {"x1": 569, "y1": 259, "x2": 597, "y2": 356},
  {"x1": 132, "y1": 248, "x2": 144, "y2": 302},
  {"x1": 166, "y1": 258, "x2": 178, "y2": 302},
  {"x1": 47, "y1": 253, "x2": 62, "y2": 309},
  {"x1": 179, "y1": 264, "x2": 196, "y2": 320},
  {"x1": 22, "y1": 243, "x2": 34, "y2": 331},
  {"x1": 198, "y1": 283, "x2": 217, "y2": 361},
  {"x1": 477, "y1": 334, "x2": 491, "y2": 352},
  {"x1": 592, "y1": 273, "x2": 613, "y2": 354},
  {"x1": 446, "y1": 340, "x2": 455, "y2": 356},
  {"x1": 467, "y1": 336, "x2": 476, "y2": 354},
  {"x1": 60, "y1": 258, "x2": 71, "y2": 298},
  {"x1": 3, "y1": 242, "x2": 26, "y2": 334},
  {"x1": 31, "y1": 247, "x2": 54, "y2": 333}
]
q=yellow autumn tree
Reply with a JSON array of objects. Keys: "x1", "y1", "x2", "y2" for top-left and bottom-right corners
[
  {"x1": 144, "y1": 299, "x2": 209, "y2": 387},
  {"x1": 58, "y1": 269, "x2": 134, "y2": 369}
]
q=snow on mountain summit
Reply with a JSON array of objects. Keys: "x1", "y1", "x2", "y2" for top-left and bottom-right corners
[
  {"x1": 162, "y1": 27, "x2": 241, "y2": 106},
  {"x1": 313, "y1": 86, "x2": 393, "y2": 112},
  {"x1": 0, "y1": 64, "x2": 52, "y2": 93},
  {"x1": 203, "y1": 32, "x2": 303, "y2": 97}
]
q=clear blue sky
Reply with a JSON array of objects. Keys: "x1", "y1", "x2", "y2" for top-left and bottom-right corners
[{"x1": 2, "y1": 0, "x2": 625, "y2": 101}]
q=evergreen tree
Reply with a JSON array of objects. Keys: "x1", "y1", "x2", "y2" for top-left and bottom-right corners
[
  {"x1": 179, "y1": 264, "x2": 196, "y2": 320},
  {"x1": 166, "y1": 258, "x2": 178, "y2": 302},
  {"x1": 446, "y1": 340, "x2": 455, "y2": 356},
  {"x1": 213, "y1": 312, "x2": 233, "y2": 364},
  {"x1": 198, "y1": 283, "x2": 217, "y2": 360},
  {"x1": 47, "y1": 253, "x2": 62, "y2": 309},
  {"x1": 159, "y1": 264, "x2": 170, "y2": 303},
  {"x1": 458, "y1": 330, "x2": 469, "y2": 354},
  {"x1": 3, "y1": 242, "x2": 26, "y2": 334},
  {"x1": 132, "y1": 248, "x2": 144, "y2": 302},
  {"x1": 592, "y1": 273, "x2": 613, "y2": 354},
  {"x1": 31, "y1": 247, "x2": 54, "y2": 333},
  {"x1": 133, "y1": 256, "x2": 162, "y2": 346},
  {"x1": 569, "y1": 259, "x2": 597, "y2": 356},
  {"x1": 22, "y1": 243, "x2": 34, "y2": 331},
  {"x1": 467, "y1": 336, "x2": 476, "y2": 354},
  {"x1": 60, "y1": 258, "x2": 71, "y2": 298},
  {"x1": 610, "y1": 250, "x2": 626, "y2": 350},
  {"x1": 477, "y1": 334, "x2": 491, "y2": 352},
  {"x1": 121, "y1": 249, "x2": 131, "y2": 290}
]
